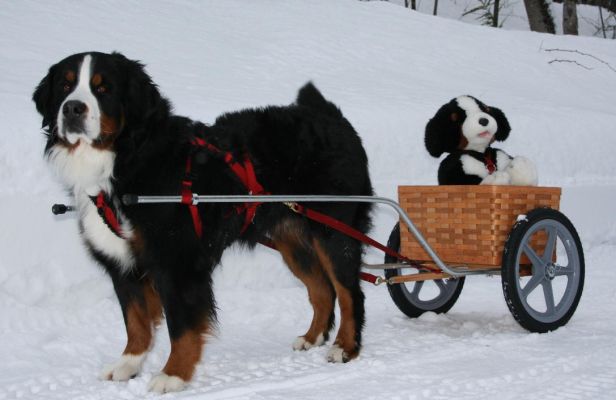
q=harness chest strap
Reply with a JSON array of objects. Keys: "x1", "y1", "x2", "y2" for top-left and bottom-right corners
[
  {"x1": 183, "y1": 137, "x2": 269, "y2": 238},
  {"x1": 91, "y1": 192, "x2": 123, "y2": 238}
]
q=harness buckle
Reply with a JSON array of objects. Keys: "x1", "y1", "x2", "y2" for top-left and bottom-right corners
[{"x1": 284, "y1": 202, "x2": 300, "y2": 213}]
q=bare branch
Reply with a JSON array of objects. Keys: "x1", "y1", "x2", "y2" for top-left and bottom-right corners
[
  {"x1": 548, "y1": 59, "x2": 594, "y2": 69},
  {"x1": 543, "y1": 47, "x2": 616, "y2": 71}
]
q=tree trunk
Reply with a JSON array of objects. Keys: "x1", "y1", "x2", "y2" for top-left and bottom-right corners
[
  {"x1": 523, "y1": 0, "x2": 556, "y2": 33},
  {"x1": 563, "y1": 0, "x2": 579, "y2": 35},
  {"x1": 553, "y1": 0, "x2": 616, "y2": 14},
  {"x1": 412, "y1": 0, "x2": 416, "y2": 10},
  {"x1": 494, "y1": 0, "x2": 501, "y2": 27},
  {"x1": 433, "y1": 0, "x2": 439, "y2": 15}
]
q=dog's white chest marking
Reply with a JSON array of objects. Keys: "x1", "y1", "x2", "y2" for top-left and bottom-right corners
[{"x1": 47, "y1": 142, "x2": 135, "y2": 271}]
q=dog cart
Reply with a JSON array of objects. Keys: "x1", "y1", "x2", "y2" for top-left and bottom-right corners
[{"x1": 109, "y1": 185, "x2": 584, "y2": 333}]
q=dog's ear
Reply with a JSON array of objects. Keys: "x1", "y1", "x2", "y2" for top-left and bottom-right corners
[
  {"x1": 32, "y1": 65, "x2": 56, "y2": 130},
  {"x1": 490, "y1": 106, "x2": 511, "y2": 141},
  {"x1": 425, "y1": 101, "x2": 461, "y2": 157},
  {"x1": 113, "y1": 52, "x2": 169, "y2": 130}
]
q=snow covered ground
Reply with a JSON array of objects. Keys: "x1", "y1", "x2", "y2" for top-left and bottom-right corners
[{"x1": 1, "y1": 0, "x2": 615, "y2": 399}]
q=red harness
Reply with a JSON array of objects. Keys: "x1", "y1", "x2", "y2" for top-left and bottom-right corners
[
  {"x1": 182, "y1": 137, "x2": 269, "y2": 238},
  {"x1": 92, "y1": 192, "x2": 123, "y2": 238}
]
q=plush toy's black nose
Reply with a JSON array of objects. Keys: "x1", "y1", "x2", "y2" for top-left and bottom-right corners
[
  {"x1": 62, "y1": 100, "x2": 87, "y2": 119},
  {"x1": 478, "y1": 117, "x2": 489, "y2": 127}
]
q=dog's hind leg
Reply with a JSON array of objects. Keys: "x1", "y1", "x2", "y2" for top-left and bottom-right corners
[
  {"x1": 100, "y1": 276, "x2": 163, "y2": 381},
  {"x1": 275, "y1": 238, "x2": 336, "y2": 350},
  {"x1": 272, "y1": 218, "x2": 336, "y2": 350},
  {"x1": 313, "y1": 236, "x2": 365, "y2": 363}
]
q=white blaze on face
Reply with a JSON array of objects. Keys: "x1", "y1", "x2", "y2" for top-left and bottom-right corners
[
  {"x1": 456, "y1": 96, "x2": 497, "y2": 152},
  {"x1": 57, "y1": 54, "x2": 101, "y2": 144}
]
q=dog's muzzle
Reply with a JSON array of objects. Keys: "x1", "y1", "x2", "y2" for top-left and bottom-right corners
[{"x1": 62, "y1": 100, "x2": 88, "y2": 134}]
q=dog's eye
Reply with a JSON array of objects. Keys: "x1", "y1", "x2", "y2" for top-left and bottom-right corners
[
  {"x1": 96, "y1": 85, "x2": 107, "y2": 94},
  {"x1": 63, "y1": 83, "x2": 71, "y2": 93}
]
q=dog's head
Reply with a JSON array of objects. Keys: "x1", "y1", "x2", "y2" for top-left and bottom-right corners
[
  {"x1": 33, "y1": 51, "x2": 167, "y2": 152},
  {"x1": 425, "y1": 96, "x2": 510, "y2": 157}
]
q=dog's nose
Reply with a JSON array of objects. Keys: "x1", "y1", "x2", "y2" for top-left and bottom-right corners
[
  {"x1": 62, "y1": 100, "x2": 88, "y2": 119},
  {"x1": 478, "y1": 117, "x2": 489, "y2": 127}
]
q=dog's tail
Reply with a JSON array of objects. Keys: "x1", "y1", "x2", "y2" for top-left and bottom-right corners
[{"x1": 296, "y1": 82, "x2": 342, "y2": 118}]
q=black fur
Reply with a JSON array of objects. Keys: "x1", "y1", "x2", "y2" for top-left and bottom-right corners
[{"x1": 34, "y1": 52, "x2": 373, "y2": 381}]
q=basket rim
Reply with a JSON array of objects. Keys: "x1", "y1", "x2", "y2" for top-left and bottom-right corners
[{"x1": 398, "y1": 185, "x2": 562, "y2": 196}]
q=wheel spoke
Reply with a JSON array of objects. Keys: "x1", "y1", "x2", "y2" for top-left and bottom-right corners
[
  {"x1": 434, "y1": 279, "x2": 447, "y2": 293},
  {"x1": 555, "y1": 264, "x2": 575, "y2": 276},
  {"x1": 542, "y1": 280, "x2": 556, "y2": 314},
  {"x1": 410, "y1": 281, "x2": 424, "y2": 301},
  {"x1": 522, "y1": 273, "x2": 544, "y2": 299},
  {"x1": 542, "y1": 227, "x2": 558, "y2": 263},
  {"x1": 523, "y1": 243, "x2": 544, "y2": 270}
]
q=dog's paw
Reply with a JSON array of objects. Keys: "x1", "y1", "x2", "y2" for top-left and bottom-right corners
[
  {"x1": 326, "y1": 344, "x2": 350, "y2": 363},
  {"x1": 99, "y1": 354, "x2": 145, "y2": 381},
  {"x1": 507, "y1": 156, "x2": 538, "y2": 186},
  {"x1": 481, "y1": 171, "x2": 511, "y2": 185},
  {"x1": 293, "y1": 333, "x2": 325, "y2": 351},
  {"x1": 148, "y1": 373, "x2": 186, "y2": 394}
]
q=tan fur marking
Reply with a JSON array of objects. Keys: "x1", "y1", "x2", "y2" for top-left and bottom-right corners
[
  {"x1": 450, "y1": 112, "x2": 459, "y2": 122},
  {"x1": 91, "y1": 73, "x2": 103, "y2": 87},
  {"x1": 163, "y1": 324, "x2": 208, "y2": 381},
  {"x1": 274, "y1": 238, "x2": 334, "y2": 344},
  {"x1": 313, "y1": 239, "x2": 358, "y2": 359},
  {"x1": 458, "y1": 135, "x2": 469, "y2": 150},
  {"x1": 92, "y1": 113, "x2": 123, "y2": 150},
  {"x1": 65, "y1": 70, "x2": 76, "y2": 82},
  {"x1": 123, "y1": 281, "x2": 162, "y2": 355}
]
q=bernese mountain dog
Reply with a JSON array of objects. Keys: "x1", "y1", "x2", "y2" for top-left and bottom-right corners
[
  {"x1": 33, "y1": 52, "x2": 373, "y2": 393},
  {"x1": 425, "y1": 95, "x2": 537, "y2": 186}
]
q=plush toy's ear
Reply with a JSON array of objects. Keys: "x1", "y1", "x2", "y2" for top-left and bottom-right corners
[
  {"x1": 425, "y1": 101, "x2": 461, "y2": 157},
  {"x1": 490, "y1": 106, "x2": 511, "y2": 141},
  {"x1": 32, "y1": 65, "x2": 56, "y2": 129}
]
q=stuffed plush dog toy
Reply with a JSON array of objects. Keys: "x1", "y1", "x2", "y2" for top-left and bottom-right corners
[{"x1": 425, "y1": 96, "x2": 537, "y2": 186}]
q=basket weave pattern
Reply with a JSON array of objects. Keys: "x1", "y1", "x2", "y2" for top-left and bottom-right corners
[{"x1": 398, "y1": 186, "x2": 561, "y2": 268}]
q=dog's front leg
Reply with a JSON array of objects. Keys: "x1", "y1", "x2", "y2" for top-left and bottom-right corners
[
  {"x1": 101, "y1": 275, "x2": 163, "y2": 381},
  {"x1": 147, "y1": 261, "x2": 216, "y2": 394}
]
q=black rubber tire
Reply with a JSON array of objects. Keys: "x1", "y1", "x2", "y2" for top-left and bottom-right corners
[
  {"x1": 501, "y1": 207, "x2": 585, "y2": 333},
  {"x1": 384, "y1": 223, "x2": 465, "y2": 318}
]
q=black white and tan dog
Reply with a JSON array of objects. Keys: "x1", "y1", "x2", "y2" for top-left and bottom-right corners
[
  {"x1": 425, "y1": 95, "x2": 537, "y2": 186},
  {"x1": 33, "y1": 52, "x2": 373, "y2": 393}
]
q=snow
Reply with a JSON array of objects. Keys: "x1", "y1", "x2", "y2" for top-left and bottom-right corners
[{"x1": 1, "y1": 0, "x2": 615, "y2": 398}]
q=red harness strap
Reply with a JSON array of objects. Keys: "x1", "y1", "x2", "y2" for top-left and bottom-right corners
[
  {"x1": 92, "y1": 192, "x2": 123, "y2": 238},
  {"x1": 182, "y1": 137, "x2": 269, "y2": 238},
  {"x1": 288, "y1": 203, "x2": 441, "y2": 274}
]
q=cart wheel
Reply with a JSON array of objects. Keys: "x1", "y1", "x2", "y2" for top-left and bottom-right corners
[
  {"x1": 501, "y1": 207, "x2": 584, "y2": 333},
  {"x1": 384, "y1": 223, "x2": 465, "y2": 318}
]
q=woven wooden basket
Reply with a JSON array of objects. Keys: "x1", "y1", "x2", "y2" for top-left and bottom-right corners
[{"x1": 398, "y1": 185, "x2": 561, "y2": 268}]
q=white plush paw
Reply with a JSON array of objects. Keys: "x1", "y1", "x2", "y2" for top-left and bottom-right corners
[
  {"x1": 100, "y1": 354, "x2": 145, "y2": 381},
  {"x1": 507, "y1": 156, "x2": 538, "y2": 186},
  {"x1": 148, "y1": 373, "x2": 186, "y2": 394},
  {"x1": 293, "y1": 333, "x2": 325, "y2": 351},
  {"x1": 326, "y1": 344, "x2": 348, "y2": 363},
  {"x1": 481, "y1": 171, "x2": 511, "y2": 185}
]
